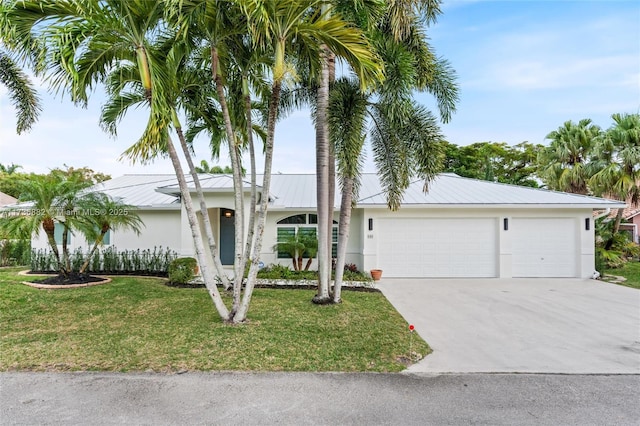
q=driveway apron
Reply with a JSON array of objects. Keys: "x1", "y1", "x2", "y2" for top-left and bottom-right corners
[{"x1": 377, "y1": 278, "x2": 640, "y2": 373}]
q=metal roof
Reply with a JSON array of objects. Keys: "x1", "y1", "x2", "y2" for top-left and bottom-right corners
[
  {"x1": 157, "y1": 174, "x2": 257, "y2": 195},
  {"x1": 92, "y1": 175, "x2": 181, "y2": 209},
  {"x1": 357, "y1": 174, "x2": 627, "y2": 208},
  {"x1": 0, "y1": 191, "x2": 17, "y2": 207},
  {"x1": 10, "y1": 173, "x2": 619, "y2": 211}
]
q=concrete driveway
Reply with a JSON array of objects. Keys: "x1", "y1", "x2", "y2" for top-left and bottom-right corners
[{"x1": 377, "y1": 278, "x2": 640, "y2": 374}]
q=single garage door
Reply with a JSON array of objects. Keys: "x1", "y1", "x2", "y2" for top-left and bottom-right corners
[
  {"x1": 511, "y1": 218, "x2": 577, "y2": 277},
  {"x1": 377, "y1": 218, "x2": 498, "y2": 278}
]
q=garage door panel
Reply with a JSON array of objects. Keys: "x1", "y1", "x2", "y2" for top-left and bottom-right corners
[
  {"x1": 378, "y1": 218, "x2": 497, "y2": 278},
  {"x1": 511, "y1": 218, "x2": 577, "y2": 278}
]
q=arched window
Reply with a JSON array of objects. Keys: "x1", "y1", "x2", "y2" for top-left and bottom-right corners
[{"x1": 276, "y1": 214, "x2": 337, "y2": 259}]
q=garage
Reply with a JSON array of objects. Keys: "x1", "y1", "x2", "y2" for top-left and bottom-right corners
[
  {"x1": 511, "y1": 217, "x2": 578, "y2": 277},
  {"x1": 377, "y1": 217, "x2": 498, "y2": 278}
]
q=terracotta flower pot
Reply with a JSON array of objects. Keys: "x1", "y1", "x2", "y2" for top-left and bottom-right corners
[{"x1": 370, "y1": 269, "x2": 383, "y2": 281}]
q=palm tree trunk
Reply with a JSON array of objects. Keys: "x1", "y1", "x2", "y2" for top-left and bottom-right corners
[
  {"x1": 43, "y1": 222, "x2": 63, "y2": 272},
  {"x1": 79, "y1": 232, "x2": 105, "y2": 274},
  {"x1": 333, "y1": 176, "x2": 354, "y2": 303},
  {"x1": 173, "y1": 115, "x2": 231, "y2": 290},
  {"x1": 327, "y1": 49, "x2": 336, "y2": 295},
  {"x1": 234, "y1": 80, "x2": 282, "y2": 323},
  {"x1": 605, "y1": 208, "x2": 626, "y2": 250},
  {"x1": 241, "y1": 74, "x2": 257, "y2": 286},
  {"x1": 314, "y1": 45, "x2": 331, "y2": 304},
  {"x1": 211, "y1": 44, "x2": 245, "y2": 314},
  {"x1": 61, "y1": 225, "x2": 71, "y2": 275},
  {"x1": 613, "y1": 208, "x2": 625, "y2": 234},
  {"x1": 166, "y1": 135, "x2": 230, "y2": 321},
  {"x1": 304, "y1": 257, "x2": 313, "y2": 271}
]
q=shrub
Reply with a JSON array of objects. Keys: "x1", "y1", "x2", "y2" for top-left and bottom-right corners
[
  {"x1": 0, "y1": 239, "x2": 31, "y2": 266},
  {"x1": 344, "y1": 263, "x2": 359, "y2": 273},
  {"x1": 256, "y1": 263, "x2": 372, "y2": 282},
  {"x1": 29, "y1": 246, "x2": 178, "y2": 275},
  {"x1": 342, "y1": 269, "x2": 373, "y2": 282},
  {"x1": 168, "y1": 257, "x2": 198, "y2": 284},
  {"x1": 257, "y1": 264, "x2": 317, "y2": 280}
]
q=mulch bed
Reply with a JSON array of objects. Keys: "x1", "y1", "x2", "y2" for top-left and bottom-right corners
[{"x1": 32, "y1": 273, "x2": 106, "y2": 285}]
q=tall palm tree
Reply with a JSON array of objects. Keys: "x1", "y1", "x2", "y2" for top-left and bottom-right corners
[
  {"x1": 538, "y1": 119, "x2": 601, "y2": 195},
  {"x1": 325, "y1": 0, "x2": 457, "y2": 302},
  {"x1": 590, "y1": 113, "x2": 640, "y2": 236},
  {"x1": 2, "y1": 0, "x2": 232, "y2": 318},
  {"x1": 0, "y1": 51, "x2": 41, "y2": 134},
  {"x1": 232, "y1": 0, "x2": 383, "y2": 322}
]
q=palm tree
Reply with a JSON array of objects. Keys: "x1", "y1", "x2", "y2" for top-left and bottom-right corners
[
  {"x1": 194, "y1": 160, "x2": 234, "y2": 174},
  {"x1": 325, "y1": 0, "x2": 457, "y2": 302},
  {"x1": 0, "y1": 51, "x2": 41, "y2": 134},
  {"x1": 233, "y1": 0, "x2": 383, "y2": 322},
  {"x1": 538, "y1": 119, "x2": 602, "y2": 195},
  {"x1": 590, "y1": 113, "x2": 640, "y2": 236},
  {"x1": 2, "y1": 0, "x2": 232, "y2": 318},
  {"x1": 77, "y1": 194, "x2": 143, "y2": 274},
  {"x1": 0, "y1": 163, "x2": 22, "y2": 174},
  {"x1": 0, "y1": 173, "x2": 91, "y2": 275}
]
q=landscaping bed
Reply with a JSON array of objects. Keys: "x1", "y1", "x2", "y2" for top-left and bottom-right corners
[{"x1": 0, "y1": 267, "x2": 429, "y2": 372}]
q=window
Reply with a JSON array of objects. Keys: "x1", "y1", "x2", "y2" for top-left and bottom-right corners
[
  {"x1": 276, "y1": 214, "x2": 337, "y2": 259},
  {"x1": 85, "y1": 228, "x2": 111, "y2": 246},
  {"x1": 53, "y1": 223, "x2": 70, "y2": 245}
]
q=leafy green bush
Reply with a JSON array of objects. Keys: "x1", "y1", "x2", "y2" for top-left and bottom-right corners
[
  {"x1": 29, "y1": 246, "x2": 177, "y2": 275},
  {"x1": 256, "y1": 263, "x2": 372, "y2": 282},
  {"x1": 342, "y1": 269, "x2": 373, "y2": 282},
  {"x1": 595, "y1": 219, "x2": 640, "y2": 271},
  {"x1": 168, "y1": 257, "x2": 198, "y2": 284},
  {"x1": 257, "y1": 264, "x2": 317, "y2": 280},
  {"x1": 0, "y1": 239, "x2": 31, "y2": 266}
]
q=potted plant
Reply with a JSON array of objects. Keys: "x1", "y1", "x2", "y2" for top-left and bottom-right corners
[{"x1": 370, "y1": 269, "x2": 383, "y2": 281}]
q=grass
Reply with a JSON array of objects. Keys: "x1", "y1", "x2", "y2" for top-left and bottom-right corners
[
  {"x1": 0, "y1": 267, "x2": 429, "y2": 372},
  {"x1": 603, "y1": 260, "x2": 640, "y2": 289}
]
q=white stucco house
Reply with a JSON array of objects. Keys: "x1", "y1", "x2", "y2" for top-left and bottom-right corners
[{"x1": 29, "y1": 173, "x2": 626, "y2": 279}]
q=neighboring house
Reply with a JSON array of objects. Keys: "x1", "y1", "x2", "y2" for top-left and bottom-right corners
[
  {"x1": 27, "y1": 173, "x2": 625, "y2": 279},
  {"x1": 0, "y1": 191, "x2": 17, "y2": 207},
  {"x1": 620, "y1": 208, "x2": 640, "y2": 245}
]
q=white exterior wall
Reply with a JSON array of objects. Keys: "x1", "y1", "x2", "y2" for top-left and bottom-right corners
[
  {"x1": 31, "y1": 209, "x2": 182, "y2": 253},
  {"x1": 30, "y1": 200, "x2": 597, "y2": 279},
  {"x1": 113, "y1": 210, "x2": 181, "y2": 251},
  {"x1": 362, "y1": 207, "x2": 596, "y2": 279}
]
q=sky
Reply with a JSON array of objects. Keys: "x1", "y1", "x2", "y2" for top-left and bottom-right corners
[{"x1": 1, "y1": 0, "x2": 639, "y2": 177}]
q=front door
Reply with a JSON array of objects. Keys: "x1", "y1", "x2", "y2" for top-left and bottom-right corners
[{"x1": 219, "y1": 209, "x2": 235, "y2": 265}]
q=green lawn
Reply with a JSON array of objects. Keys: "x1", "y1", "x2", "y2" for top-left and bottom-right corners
[
  {"x1": 603, "y1": 261, "x2": 640, "y2": 289},
  {"x1": 0, "y1": 267, "x2": 429, "y2": 372}
]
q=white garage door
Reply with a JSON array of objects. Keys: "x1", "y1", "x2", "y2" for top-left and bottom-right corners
[
  {"x1": 511, "y1": 218, "x2": 577, "y2": 277},
  {"x1": 377, "y1": 218, "x2": 498, "y2": 278}
]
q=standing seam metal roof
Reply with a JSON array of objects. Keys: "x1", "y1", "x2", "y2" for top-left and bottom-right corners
[{"x1": 74, "y1": 173, "x2": 626, "y2": 210}]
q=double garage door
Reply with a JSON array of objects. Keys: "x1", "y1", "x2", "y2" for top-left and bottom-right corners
[{"x1": 377, "y1": 217, "x2": 577, "y2": 278}]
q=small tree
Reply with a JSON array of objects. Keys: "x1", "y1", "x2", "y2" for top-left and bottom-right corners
[
  {"x1": 76, "y1": 194, "x2": 143, "y2": 274},
  {"x1": 273, "y1": 231, "x2": 318, "y2": 272},
  {"x1": 0, "y1": 171, "x2": 141, "y2": 277}
]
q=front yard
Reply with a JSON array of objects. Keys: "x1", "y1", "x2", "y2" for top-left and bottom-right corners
[
  {"x1": 604, "y1": 260, "x2": 640, "y2": 289},
  {"x1": 0, "y1": 267, "x2": 429, "y2": 372}
]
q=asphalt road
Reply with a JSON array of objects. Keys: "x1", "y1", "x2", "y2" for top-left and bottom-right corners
[{"x1": 1, "y1": 372, "x2": 638, "y2": 425}]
